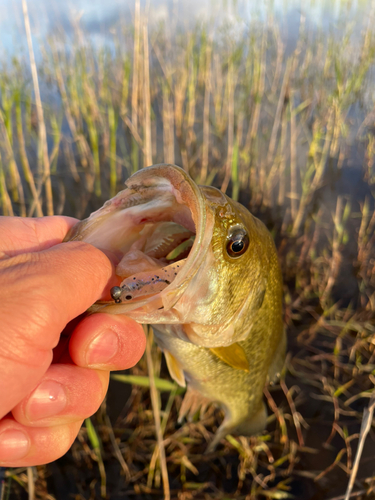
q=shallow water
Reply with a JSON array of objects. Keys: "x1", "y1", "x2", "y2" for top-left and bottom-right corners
[{"x1": 1, "y1": 0, "x2": 373, "y2": 58}]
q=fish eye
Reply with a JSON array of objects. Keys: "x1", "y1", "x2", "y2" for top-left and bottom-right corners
[{"x1": 226, "y1": 226, "x2": 249, "y2": 258}]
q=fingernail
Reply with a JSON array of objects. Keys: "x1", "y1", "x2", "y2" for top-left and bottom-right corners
[
  {"x1": 0, "y1": 429, "x2": 30, "y2": 461},
  {"x1": 26, "y1": 380, "x2": 67, "y2": 421},
  {"x1": 86, "y1": 330, "x2": 119, "y2": 366}
]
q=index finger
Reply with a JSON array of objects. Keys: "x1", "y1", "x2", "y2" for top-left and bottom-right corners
[
  {"x1": 0, "y1": 241, "x2": 117, "y2": 346},
  {"x1": 0, "y1": 216, "x2": 78, "y2": 257}
]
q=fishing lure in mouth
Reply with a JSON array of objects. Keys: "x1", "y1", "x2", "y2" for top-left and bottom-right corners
[{"x1": 110, "y1": 259, "x2": 186, "y2": 303}]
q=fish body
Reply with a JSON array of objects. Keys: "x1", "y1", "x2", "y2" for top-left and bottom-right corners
[{"x1": 66, "y1": 164, "x2": 285, "y2": 449}]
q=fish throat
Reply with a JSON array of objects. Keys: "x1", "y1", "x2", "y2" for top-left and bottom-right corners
[{"x1": 110, "y1": 221, "x2": 196, "y2": 304}]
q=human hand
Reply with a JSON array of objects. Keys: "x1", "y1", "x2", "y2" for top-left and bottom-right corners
[{"x1": 0, "y1": 216, "x2": 146, "y2": 467}]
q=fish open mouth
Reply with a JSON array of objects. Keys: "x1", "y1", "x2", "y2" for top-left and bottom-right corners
[
  {"x1": 67, "y1": 164, "x2": 211, "y2": 314},
  {"x1": 109, "y1": 220, "x2": 196, "y2": 303}
]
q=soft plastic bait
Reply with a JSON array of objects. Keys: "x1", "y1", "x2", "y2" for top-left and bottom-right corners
[{"x1": 110, "y1": 259, "x2": 187, "y2": 303}]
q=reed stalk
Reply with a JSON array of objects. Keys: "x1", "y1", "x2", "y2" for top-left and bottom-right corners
[
  {"x1": 221, "y1": 58, "x2": 234, "y2": 194},
  {"x1": 27, "y1": 467, "x2": 35, "y2": 500},
  {"x1": 131, "y1": 0, "x2": 141, "y2": 173},
  {"x1": 185, "y1": 47, "x2": 198, "y2": 172},
  {"x1": 48, "y1": 114, "x2": 62, "y2": 174},
  {"x1": 321, "y1": 196, "x2": 351, "y2": 302},
  {"x1": 22, "y1": 0, "x2": 53, "y2": 215},
  {"x1": 162, "y1": 83, "x2": 175, "y2": 165},
  {"x1": 0, "y1": 152, "x2": 13, "y2": 216},
  {"x1": 143, "y1": 22, "x2": 152, "y2": 167},
  {"x1": 277, "y1": 107, "x2": 288, "y2": 207},
  {"x1": 289, "y1": 92, "x2": 298, "y2": 221},
  {"x1": 270, "y1": 25, "x2": 284, "y2": 96},
  {"x1": 0, "y1": 108, "x2": 26, "y2": 216},
  {"x1": 145, "y1": 328, "x2": 170, "y2": 500},
  {"x1": 212, "y1": 52, "x2": 225, "y2": 136},
  {"x1": 266, "y1": 58, "x2": 292, "y2": 169},
  {"x1": 245, "y1": 25, "x2": 266, "y2": 151},
  {"x1": 108, "y1": 98, "x2": 118, "y2": 197},
  {"x1": 200, "y1": 41, "x2": 212, "y2": 184},
  {"x1": 173, "y1": 52, "x2": 188, "y2": 169},
  {"x1": 14, "y1": 91, "x2": 43, "y2": 216}
]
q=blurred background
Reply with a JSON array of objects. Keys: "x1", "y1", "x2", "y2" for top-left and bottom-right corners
[{"x1": 1, "y1": 0, "x2": 375, "y2": 499}]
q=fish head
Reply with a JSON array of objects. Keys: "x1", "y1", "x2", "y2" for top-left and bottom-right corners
[
  {"x1": 176, "y1": 185, "x2": 271, "y2": 347},
  {"x1": 65, "y1": 164, "x2": 278, "y2": 348}
]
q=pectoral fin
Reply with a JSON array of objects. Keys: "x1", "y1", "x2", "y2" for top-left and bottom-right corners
[
  {"x1": 209, "y1": 343, "x2": 249, "y2": 372},
  {"x1": 164, "y1": 350, "x2": 186, "y2": 387}
]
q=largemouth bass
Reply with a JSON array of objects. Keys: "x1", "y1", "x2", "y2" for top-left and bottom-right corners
[{"x1": 66, "y1": 164, "x2": 285, "y2": 450}]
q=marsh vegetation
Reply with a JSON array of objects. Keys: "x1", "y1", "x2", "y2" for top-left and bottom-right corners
[{"x1": 2, "y1": 1, "x2": 375, "y2": 498}]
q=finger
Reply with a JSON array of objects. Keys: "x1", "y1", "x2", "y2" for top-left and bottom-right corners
[
  {"x1": 0, "y1": 242, "x2": 115, "y2": 419},
  {"x1": 0, "y1": 416, "x2": 83, "y2": 467},
  {"x1": 12, "y1": 364, "x2": 109, "y2": 427},
  {"x1": 69, "y1": 313, "x2": 146, "y2": 370},
  {"x1": 0, "y1": 216, "x2": 78, "y2": 257},
  {"x1": 0, "y1": 241, "x2": 115, "y2": 350}
]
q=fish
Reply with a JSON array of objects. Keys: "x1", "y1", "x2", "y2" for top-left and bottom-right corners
[{"x1": 65, "y1": 163, "x2": 285, "y2": 450}]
